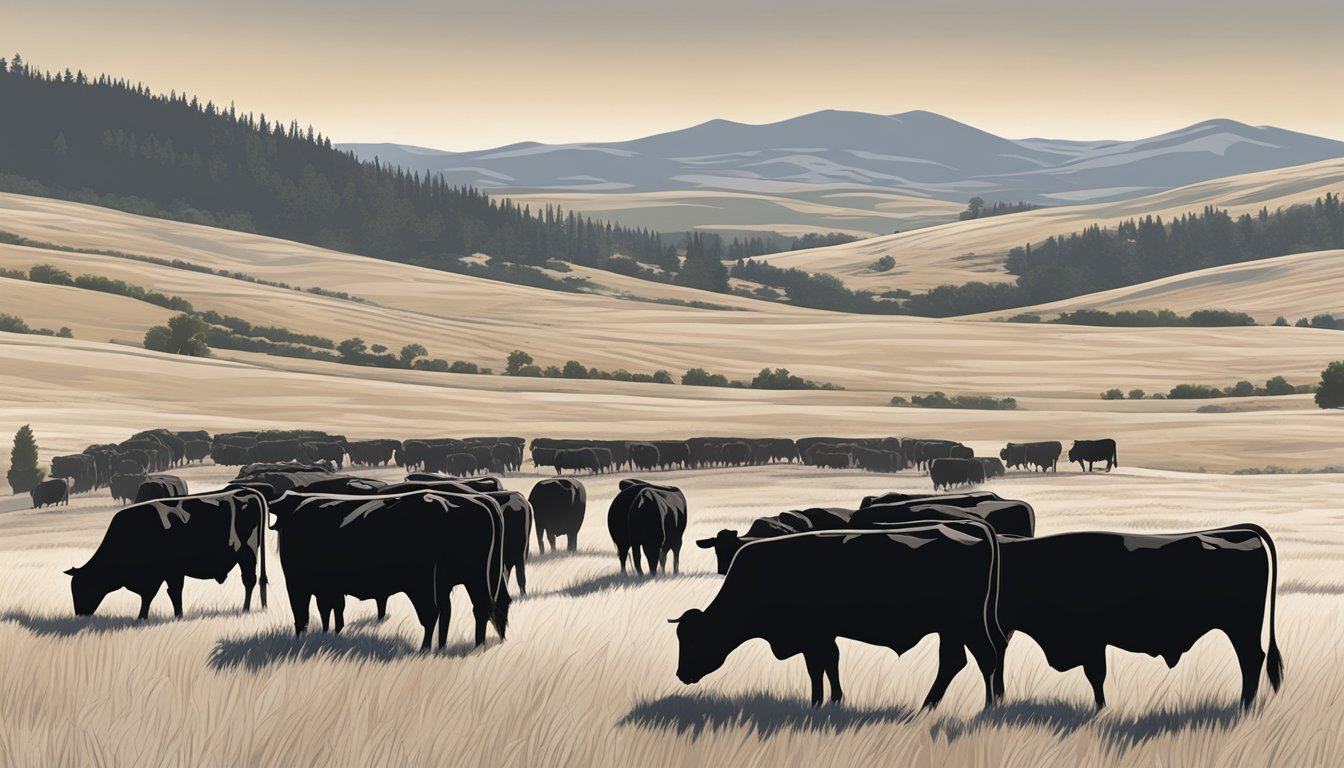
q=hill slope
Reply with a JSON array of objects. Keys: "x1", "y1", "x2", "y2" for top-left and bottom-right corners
[{"x1": 765, "y1": 158, "x2": 1344, "y2": 293}]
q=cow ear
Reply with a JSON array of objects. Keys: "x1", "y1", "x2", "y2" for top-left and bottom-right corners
[
  {"x1": 695, "y1": 537, "x2": 716, "y2": 549},
  {"x1": 64, "y1": 567, "x2": 79, "y2": 576},
  {"x1": 668, "y1": 608, "x2": 701, "y2": 624}
]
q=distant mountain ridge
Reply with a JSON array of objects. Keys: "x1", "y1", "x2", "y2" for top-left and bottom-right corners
[{"x1": 340, "y1": 111, "x2": 1344, "y2": 205}]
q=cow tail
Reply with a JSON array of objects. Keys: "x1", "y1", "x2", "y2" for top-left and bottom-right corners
[
  {"x1": 259, "y1": 494, "x2": 268, "y2": 609},
  {"x1": 487, "y1": 501, "x2": 507, "y2": 638}
]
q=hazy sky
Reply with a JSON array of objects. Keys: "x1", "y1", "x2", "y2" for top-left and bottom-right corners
[{"x1": 8, "y1": 1, "x2": 1342, "y2": 149}]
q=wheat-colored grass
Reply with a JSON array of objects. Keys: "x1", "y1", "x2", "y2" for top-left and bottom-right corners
[{"x1": 1, "y1": 463, "x2": 1340, "y2": 767}]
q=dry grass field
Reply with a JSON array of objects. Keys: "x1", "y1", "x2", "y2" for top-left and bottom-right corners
[{"x1": 1, "y1": 463, "x2": 1341, "y2": 767}]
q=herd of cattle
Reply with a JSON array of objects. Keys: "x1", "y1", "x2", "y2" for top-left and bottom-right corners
[
  {"x1": 32, "y1": 429, "x2": 1123, "y2": 510},
  {"x1": 47, "y1": 425, "x2": 1282, "y2": 714}
]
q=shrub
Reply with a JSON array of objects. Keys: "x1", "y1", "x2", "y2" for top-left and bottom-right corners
[
  {"x1": 906, "y1": 392, "x2": 1017, "y2": 410},
  {"x1": 682, "y1": 368, "x2": 741, "y2": 387},
  {"x1": 506, "y1": 350, "x2": 534, "y2": 376},
  {"x1": 1100, "y1": 388, "x2": 1124, "y2": 401},
  {"x1": 1224, "y1": 380, "x2": 1256, "y2": 397},
  {"x1": 1128, "y1": 389, "x2": 1146, "y2": 400},
  {"x1": 1295, "y1": 317, "x2": 1310, "y2": 327},
  {"x1": 751, "y1": 367, "x2": 842, "y2": 391},
  {"x1": 1317, "y1": 361, "x2": 1344, "y2": 409},
  {"x1": 869, "y1": 255, "x2": 896, "y2": 272},
  {"x1": 1196, "y1": 404, "x2": 1229, "y2": 413},
  {"x1": 889, "y1": 395, "x2": 908, "y2": 406},
  {"x1": 28, "y1": 264, "x2": 73, "y2": 285},
  {"x1": 0, "y1": 313, "x2": 32, "y2": 333},
  {"x1": 1168, "y1": 383, "x2": 1224, "y2": 399},
  {"x1": 7, "y1": 424, "x2": 45, "y2": 494},
  {"x1": 143, "y1": 313, "x2": 210, "y2": 356},
  {"x1": 1273, "y1": 316, "x2": 1289, "y2": 327},
  {"x1": 1263, "y1": 376, "x2": 1295, "y2": 396},
  {"x1": 1006, "y1": 313, "x2": 1042, "y2": 323},
  {"x1": 562, "y1": 360, "x2": 590, "y2": 379},
  {"x1": 1309, "y1": 314, "x2": 1340, "y2": 330}
]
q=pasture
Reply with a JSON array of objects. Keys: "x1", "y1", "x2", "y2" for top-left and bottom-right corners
[{"x1": 2, "y1": 462, "x2": 1340, "y2": 767}]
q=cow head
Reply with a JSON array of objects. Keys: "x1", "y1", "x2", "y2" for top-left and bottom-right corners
[
  {"x1": 668, "y1": 608, "x2": 735, "y2": 685},
  {"x1": 65, "y1": 566, "x2": 110, "y2": 616},
  {"x1": 1067, "y1": 442, "x2": 1080, "y2": 462},
  {"x1": 695, "y1": 529, "x2": 743, "y2": 575},
  {"x1": 998, "y1": 447, "x2": 1008, "y2": 461}
]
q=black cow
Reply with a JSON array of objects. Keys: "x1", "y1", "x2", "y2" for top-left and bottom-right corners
[
  {"x1": 555, "y1": 448, "x2": 600, "y2": 475},
  {"x1": 31, "y1": 478, "x2": 69, "y2": 508},
  {"x1": 696, "y1": 495, "x2": 1035, "y2": 575},
  {"x1": 996, "y1": 525, "x2": 1282, "y2": 709},
  {"x1": 1069, "y1": 439, "x2": 1118, "y2": 472},
  {"x1": 608, "y1": 479, "x2": 687, "y2": 576},
  {"x1": 110, "y1": 473, "x2": 147, "y2": 504},
  {"x1": 65, "y1": 488, "x2": 268, "y2": 618},
  {"x1": 531, "y1": 447, "x2": 557, "y2": 471},
  {"x1": 288, "y1": 476, "x2": 388, "y2": 495},
  {"x1": 653, "y1": 441, "x2": 690, "y2": 470},
  {"x1": 630, "y1": 443, "x2": 661, "y2": 472},
  {"x1": 404, "y1": 474, "x2": 502, "y2": 492},
  {"x1": 134, "y1": 475, "x2": 189, "y2": 503},
  {"x1": 298, "y1": 441, "x2": 346, "y2": 469},
  {"x1": 860, "y1": 490, "x2": 1001, "y2": 509},
  {"x1": 930, "y1": 458, "x2": 985, "y2": 490},
  {"x1": 1000, "y1": 441, "x2": 1062, "y2": 473},
  {"x1": 479, "y1": 491, "x2": 532, "y2": 595},
  {"x1": 529, "y1": 477, "x2": 586, "y2": 553},
  {"x1": 491, "y1": 443, "x2": 522, "y2": 473},
  {"x1": 447, "y1": 453, "x2": 479, "y2": 476},
  {"x1": 722, "y1": 442, "x2": 751, "y2": 467},
  {"x1": 814, "y1": 451, "x2": 850, "y2": 470},
  {"x1": 269, "y1": 490, "x2": 509, "y2": 649},
  {"x1": 347, "y1": 439, "x2": 400, "y2": 466},
  {"x1": 51, "y1": 454, "x2": 97, "y2": 494},
  {"x1": 184, "y1": 439, "x2": 211, "y2": 464},
  {"x1": 977, "y1": 457, "x2": 1006, "y2": 479},
  {"x1": 672, "y1": 523, "x2": 1005, "y2": 708}
]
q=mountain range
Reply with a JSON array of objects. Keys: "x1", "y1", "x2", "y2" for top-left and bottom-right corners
[{"x1": 339, "y1": 110, "x2": 1344, "y2": 206}]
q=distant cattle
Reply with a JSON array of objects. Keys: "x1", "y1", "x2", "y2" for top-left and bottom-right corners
[
  {"x1": 608, "y1": 479, "x2": 687, "y2": 576},
  {"x1": 1000, "y1": 441, "x2": 1062, "y2": 473},
  {"x1": 722, "y1": 442, "x2": 752, "y2": 467},
  {"x1": 554, "y1": 448, "x2": 601, "y2": 475},
  {"x1": 1069, "y1": 439, "x2": 1118, "y2": 472},
  {"x1": 813, "y1": 451, "x2": 850, "y2": 470},
  {"x1": 630, "y1": 443, "x2": 661, "y2": 472},
  {"x1": 977, "y1": 457, "x2": 1005, "y2": 479},
  {"x1": 347, "y1": 439, "x2": 401, "y2": 467},
  {"x1": 491, "y1": 443, "x2": 522, "y2": 473},
  {"x1": 31, "y1": 478, "x2": 69, "y2": 509},
  {"x1": 269, "y1": 490, "x2": 509, "y2": 649},
  {"x1": 184, "y1": 440, "x2": 211, "y2": 464},
  {"x1": 930, "y1": 458, "x2": 985, "y2": 490},
  {"x1": 446, "y1": 453, "x2": 479, "y2": 476},
  {"x1": 529, "y1": 477, "x2": 586, "y2": 553},
  {"x1": 134, "y1": 475, "x2": 189, "y2": 503},
  {"x1": 653, "y1": 441, "x2": 691, "y2": 470},
  {"x1": 110, "y1": 473, "x2": 148, "y2": 504},
  {"x1": 673, "y1": 523, "x2": 1005, "y2": 708},
  {"x1": 51, "y1": 454, "x2": 97, "y2": 494},
  {"x1": 995, "y1": 525, "x2": 1281, "y2": 709},
  {"x1": 280, "y1": 475, "x2": 387, "y2": 496},
  {"x1": 65, "y1": 488, "x2": 268, "y2": 619},
  {"x1": 298, "y1": 441, "x2": 345, "y2": 469}
]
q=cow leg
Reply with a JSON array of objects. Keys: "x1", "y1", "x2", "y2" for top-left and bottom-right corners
[
  {"x1": 1233, "y1": 633, "x2": 1266, "y2": 709},
  {"x1": 618, "y1": 546, "x2": 631, "y2": 574},
  {"x1": 1084, "y1": 653, "x2": 1108, "y2": 709},
  {"x1": 536, "y1": 526, "x2": 546, "y2": 554},
  {"x1": 376, "y1": 596, "x2": 388, "y2": 621},
  {"x1": 965, "y1": 629, "x2": 1004, "y2": 708},
  {"x1": 437, "y1": 589, "x2": 453, "y2": 649},
  {"x1": 630, "y1": 546, "x2": 644, "y2": 575},
  {"x1": 410, "y1": 589, "x2": 437, "y2": 652},
  {"x1": 164, "y1": 575, "x2": 185, "y2": 618},
  {"x1": 136, "y1": 584, "x2": 159, "y2": 620},
  {"x1": 333, "y1": 599, "x2": 345, "y2": 634},
  {"x1": 515, "y1": 558, "x2": 527, "y2": 596},
  {"x1": 289, "y1": 588, "x2": 311, "y2": 636},
  {"x1": 818, "y1": 639, "x2": 843, "y2": 703},
  {"x1": 672, "y1": 545, "x2": 681, "y2": 575},
  {"x1": 922, "y1": 635, "x2": 969, "y2": 710},
  {"x1": 804, "y1": 648, "x2": 827, "y2": 706},
  {"x1": 643, "y1": 543, "x2": 661, "y2": 577},
  {"x1": 240, "y1": 556, "x2": 257, "y2": 612}
]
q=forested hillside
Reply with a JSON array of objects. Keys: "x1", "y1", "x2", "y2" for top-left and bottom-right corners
[{"x1": 0, "y1": 55, "x2": 668, "y2": 289}]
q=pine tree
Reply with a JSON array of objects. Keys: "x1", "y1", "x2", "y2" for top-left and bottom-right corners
[{"x1": 7, "y1": 424, "x2": 44, "y2": 494}]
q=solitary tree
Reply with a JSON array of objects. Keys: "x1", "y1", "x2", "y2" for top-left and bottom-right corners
[
  {"x1": 7, "y1": 424, "x2": 44, "y2": 494},
  {"x1": 1316, "y1": 361, "x2": 1344, "y2": 409}
]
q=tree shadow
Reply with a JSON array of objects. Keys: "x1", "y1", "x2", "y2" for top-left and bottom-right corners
[
  {"x1": 0, "y1": 606, "x2": 247, "y2": 638},
  {"x1": 618, "y1": 691, "x2": 916, "y2": 739},
  {"x1": 207, "y1": 627, "x2": 496, "y2": 671}
]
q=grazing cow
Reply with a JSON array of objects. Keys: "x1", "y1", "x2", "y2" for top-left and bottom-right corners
[
  {"x1": 721, "y1": 442, "x2": 751, "y2": 467},
  {"x1": 211, "y1": 442, "x2": 253, "y2": 466},
  {"x1": 860, "y1": 490, "x2": 1001, "y2": 509},
  {"x1": 184, "y1": 440, "x2": 211, "y2": 464},
  {"x1": 813, "y1": 451, "x2": 851, "y2": 470},
  {"x1": 697, "y1": 495, "x2": 1035, "y2": 575},
  {"x1": 529, "y1": 477, "x2": 587, "y2": 553},
  {"x1": 131, "y1": 429, "x2": 186, "y2": 467},
  {"x1": 268, "y1": 490, "x2": 509, "y2": 649},
  {"x1": 531, "y1": 446, "x2": 557, "y2": 472},
  {"x1": 134, "y1": 475, "x2": 189, "y2": 503},
  {"x1": 555, "y1": 448, "x2": 600, "y2": 475},
  {"x1": 930, "y1": 458, "x2": 985, "y2": 490},
  {"x1": 1000, "y1": 441, "x2": 1062, "y2": 473},
  {"x1": 290, "y1": 476, "x2": 388, "y2": 495},
  {"x1": 31, "y1": 478, "x2": 69, "y2": 509},
  {"x1": 298, "y1": 441, "x2": 346, "y2": 469},
  {"x1": 110, "y1": 473, "x2": 147, "y2": 504},
  {"x1": 51, "y1": 454, "x2": 97, "y2": 494},
  {"x1": 977, "y1": 457, "x2": 1006, "y2": 479},
  {"x1": 630, "y1": 443, "x2": 661, "y2": 472},
  {"x1": 491, "y1": 443, "x2": 522, "y2": 473},
  {"x1": 949, "y1": 445, "x2": 974, "y2": 460},
  {"x1": 653, "y1": 441, "x2": 691, "y2": 470},
  {"x1": 346, "y1": 439, "x2": 401, "y2": 467},
  {"x1": 403, "y1": 474, "x2": 502, "y2": 492},
  {"x1": 480, "y1": 491, "x2": 533, "y2": 595},
  {"x1": 672, "y1": 523, "x2": 1006, "y2": 708},
  {"x1": 608, "y1": 479, "x2": 688, "y2": 576},
  {"x1": 64, "y1": 488, "x2": 268, "y2": 619},
  {"x1": 1069, "y1": 439, "x2": 1118, "y2": 472},
  {"x1": 851, "y1": 446, "x2": 904, "y2": 473},
  {"x1": 446, "y1": 453, "x2": 479, "y2": 476},
  {"x1": 996, "y1": 525, "x2": 1281, "y2": 709}
]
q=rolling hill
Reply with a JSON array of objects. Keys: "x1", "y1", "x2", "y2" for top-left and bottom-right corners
[
  {"x1": 764, "y1": 158, "x2": 1344, "y2": 293},
  {"x1": 2, "y1": 191, "x2": 1341, "y2": 474}
]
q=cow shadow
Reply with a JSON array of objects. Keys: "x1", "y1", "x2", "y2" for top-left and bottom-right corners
[
  {"x1": 930, "y1": 697, "x2": 1243, "y2": 750},
  {"x1": 525, "y1": 571, "x2": 718, "y2": 601},
  {"x1": 618, "y1": 692, "x2": 916, "y2": 739},
  {"x1": 208, "y1": 628, "x2": 493, "y2": 671},
  {"x1": 527, "y1": 547, "x2": 610, "y2": 564},
  {"x1": 0, "y1": 606, "x2": 246, "y2": 638},
  {"x1": 1094, "y1": 700, "x2": 1242, "y2": 751}
]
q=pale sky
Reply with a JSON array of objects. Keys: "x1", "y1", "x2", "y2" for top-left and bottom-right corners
[{"x1": 7, "y1": 1, "x2": 1342, "y2": 149}]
